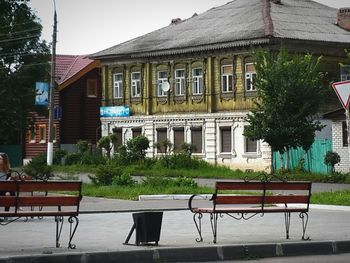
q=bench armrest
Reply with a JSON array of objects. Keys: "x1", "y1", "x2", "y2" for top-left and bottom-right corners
[{"x1": 188, "y1": 194, "x2": 213, "y2": 213}]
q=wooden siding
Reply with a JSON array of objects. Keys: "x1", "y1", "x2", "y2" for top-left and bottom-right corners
[{"x1": 60, "y1": 68, "x2": 101, "y2": 144}]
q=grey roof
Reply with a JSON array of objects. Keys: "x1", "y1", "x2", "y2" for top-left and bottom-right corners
[{"x1": 90, "y1": 0, "x2": 350, "y2": 59}]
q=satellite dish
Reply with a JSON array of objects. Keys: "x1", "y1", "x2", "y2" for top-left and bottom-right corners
[{"x1": 161, "y1": 81, "x2": 170, "y2": 92}]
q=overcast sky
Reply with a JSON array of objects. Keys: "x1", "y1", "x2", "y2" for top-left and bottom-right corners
[{"x1": 29, "y1": 0, "x2": 350, "y2": 55}]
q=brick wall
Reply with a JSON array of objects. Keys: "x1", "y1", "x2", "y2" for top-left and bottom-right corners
[{"x1": 333, "y1": 121, "x2": 350, "y2": 172}]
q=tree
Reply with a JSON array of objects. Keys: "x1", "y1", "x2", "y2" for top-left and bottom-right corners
[
  {"x1": 0, "y1": 0, "x2": 50, "y2": 144},
  {"x1": 244, "y1": 49, "x2": 325, "y2": 169},
  {"x1": 98, "y1": 133, "x2": 118, "y2": 159}
]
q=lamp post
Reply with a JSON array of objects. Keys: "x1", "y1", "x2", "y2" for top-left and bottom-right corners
[{"x1": 47, "y1": 0, "x2": 57, "y2": 165}]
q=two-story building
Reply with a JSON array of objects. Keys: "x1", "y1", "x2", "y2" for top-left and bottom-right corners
[{"x1": 90, "y1": 0, "x2": 350, "y2": 172}]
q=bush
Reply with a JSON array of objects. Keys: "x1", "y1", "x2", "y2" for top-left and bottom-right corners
[
  {"x1": 65, "y1": 153, "x2": 82, "y2": 165},
  {"x1": 112, "y1": 172, "x2": 136, "y2": 186},
  {"x1": 23, "y1": 153, "x2": 52, "y2": 180},
  {"x1": 324, "y1": 151, "x2": 341, "y2": 173},
  {"x1": 53, "y1": 149, "x2": 67, "y2": 165},
  {"x1": 89, "y1": 165, "x2": 123, "y2": 185},
  {"x1": 173, "y1": 176, "x2": 198, "y2": 187},
  {"x1": 77, "y1": 140, "x2": 89, "y2": 154}
]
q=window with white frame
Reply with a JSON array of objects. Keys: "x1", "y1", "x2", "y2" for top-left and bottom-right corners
[
  {"x1": 175, "y1": 69, "x2": 185, "y2": 96},
  {"x1": 221, "y1": 65, "x2": 233, "y2": 93},
  {"x1": 341, "y1": 65, "x2": 350, "y2": 81},
  {"x1": 173, "y1": 127, "x2": 184, "y2": 152},
  {"x1": 191, "y1": 127, "x2": 202, "y2": 153},
  {"x1": 192, "y1": 68, "x2": 203, "y2": 95},
  {"x1": 157, "y1": 71, "x2": 168, "y2": 97},
  {"x1": 38, "y1": 124, "x2": 46, "y2": 143},
  {"x1": 245, "y1": 63, "x2": 257, "y2": 92},
  {"x1": 220, "y1": 127, "x2": 232, "y2": 153},
  {"x1": 113, "y1": 73, "x2": 123, "y2": 98},
  {"x1": 131, "y1": 72, "x2": 141, "y2": 98}
]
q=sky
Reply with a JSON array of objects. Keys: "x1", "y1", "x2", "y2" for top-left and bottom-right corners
[{"x1": 29, "y1": 0, "x2": 350, "y2": 56}]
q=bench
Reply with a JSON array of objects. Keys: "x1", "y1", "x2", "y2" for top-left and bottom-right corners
[
  {"x1": 0, "y1": 180, "x2": 82, "y2": 249},
  {"x1": 188, "y1": 180, "x2": 312, "y2": 243}
]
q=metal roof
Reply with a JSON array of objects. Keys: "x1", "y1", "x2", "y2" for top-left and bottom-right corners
[{"x1": 90, "y1": 0, "x2": 350, "y2": 59}]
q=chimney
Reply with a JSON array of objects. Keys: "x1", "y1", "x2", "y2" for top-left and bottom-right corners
[
  {"x1": 171, "y1": 18, "x2": 182, "y2": 25},
  {"x1": 270, "y1": 0, "x2": 281, "y2": 4},
  {"x1": 337, "y1": 8, "x2": 350, "y2": 31}
]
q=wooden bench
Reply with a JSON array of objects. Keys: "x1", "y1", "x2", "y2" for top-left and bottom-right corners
[
  {"x1": 188, "y1": 180, "x2": 312, "y2": 243},
  {"x1": 0, "y1": 180, "x2": 82, "y2": 249}
]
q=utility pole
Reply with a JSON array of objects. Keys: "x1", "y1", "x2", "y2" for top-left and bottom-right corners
[{"x1": 47, "y1": 1, "x2": 57, "y2": 165}]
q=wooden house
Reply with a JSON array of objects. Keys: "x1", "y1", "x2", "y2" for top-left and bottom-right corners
[
  {"x1": 90, "y1": 0, "x2": 350, "y2": 172},
  {"x1": 24, "y1": 55, "x2": 101, "y2": 162}
]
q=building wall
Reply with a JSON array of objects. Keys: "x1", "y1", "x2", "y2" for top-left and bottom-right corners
[
  {"x1": 60, "y1": 68, "x2": 101, "y2": 145},
  {"x1": 332, "y1": 121, "x2": 350, "y2": 172},
  {"x1": 101, "y1": 112, "x2": 272, "y2": 172}
]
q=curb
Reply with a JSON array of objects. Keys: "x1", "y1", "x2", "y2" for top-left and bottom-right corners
[{"x1": 1, "y1": 240, "x2": 350, "y2": 263}]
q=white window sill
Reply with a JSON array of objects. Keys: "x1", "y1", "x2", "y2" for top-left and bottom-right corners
[{"x1": 242, "y1": 153, "x2": 261, "y2": 158}]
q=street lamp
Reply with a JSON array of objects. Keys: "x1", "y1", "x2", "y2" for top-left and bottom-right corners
[{"x1": 47, "y1": 0, "x2": 57, "y2": 165}]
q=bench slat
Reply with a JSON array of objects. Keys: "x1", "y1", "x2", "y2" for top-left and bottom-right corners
[
  {"x1": 19, "y1": 181, "x2": 81, "y2": 192},
  {"x1": 264, "y1": 195, "x2": 309, "y2": 204},
  {"x1": 0, "y1": 181, "x2": 18, "y2": 192},
  {"x1": 17, "y1": 196, "x2": 80, "y2": 207},
  {"x1": 215, "y1": 181, "x2": 311, "y2": 191},
  {"x1": 0, "y1": 211, "x2": 78, "y2": 217},
  {"x1": 215, "y1": 195, "x2": 263, "y2": 204},
  {"x1": 0, "y1": 196, "x2": 16, "y2": 206}
]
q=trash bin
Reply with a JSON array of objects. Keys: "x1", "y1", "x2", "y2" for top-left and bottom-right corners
[{"x1": 124, "y1": 212, "x2": 163, "y2": 246}]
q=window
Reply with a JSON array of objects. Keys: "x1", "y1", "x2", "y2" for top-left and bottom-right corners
[
  {"x1": 113, "y1": 73, "x2": 123, "y2": 98},
  {"x1": 221, "y1": 65, "x2": 233, "y2": 93},
  {"x1": 38, "y1": 125, "x2": 46, "y2": 143},
  {"x1": 245, "y1": 137, "x2": 258, "y2": 153},
  {"x1": 343, "y1": 121, "x2": 348, "y2": 147},
  {"x1": 220, "y1": 127, "x2": 232, "y2": 153},
  {"x1": 341, "y1": 65, "x2": 350, "y2": 81},
  {"x1": 132, "y1": 128, "x2": 142, "y2": 138},
  {"x1": 175, "y1": 69, "x2": 185, "y2": 96},
  {"x1": 27, "y1": 126, "x2": 35, "y2": 143},
  {"x1": 191, "y1": 127, "x2": 202, "y2": 153},
  {"x1": 173, "y1": 128, "x2": 184, "y2": 152},
  {"x1": 86, "y1": 79, "x2": 97, "y2": 97},
  {"x1": 156, "y1": 128, "x2": 167, "y2": 153},
  {"x1": 131, "y1": 72, "x2": 141, "y2": 98},
  {"x1": 157, "y1": 71, "x2": 168, "y2": 97},
  {"x1": 113, "y1": 128, "x2": 123, "y2": 149},
  {"x1": 245, "y1": 63, "x2": 256, "y2": 92},
  {"x1": 192, "y1": 68, "x2": 203, "y2": 95}
]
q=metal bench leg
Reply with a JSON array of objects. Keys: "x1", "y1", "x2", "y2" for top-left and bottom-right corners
[
  {"x1": 68, "y1": 216, "x2": 79, "y2": 249},
  {"x1": 193, "y1": 212, "x2": 203, "y2": 242},
  {"x1": 55, "y1": 216, "x2": 64, "y2": 248},
  {"x1": 210, "y1": 213, "x2": 218, "y2": 244},
  {"x1": 284, "y1": 212, "x2": 291, "y2": 239},
  {"x1": 299, "y1": 212, "x2": 310, "y2": 240}
]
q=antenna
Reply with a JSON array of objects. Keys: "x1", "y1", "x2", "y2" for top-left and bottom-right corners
[{"x1": 161, "y1": 81, "x2": 170, "y2": 92}]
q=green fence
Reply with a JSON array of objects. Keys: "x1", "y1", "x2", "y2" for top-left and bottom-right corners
[
  {"x1": 272, "y1": 139, "x2": 332, "y2": 174},
  {"x1": 0, "y1": 144, "x2": 22, "y2": 167}
]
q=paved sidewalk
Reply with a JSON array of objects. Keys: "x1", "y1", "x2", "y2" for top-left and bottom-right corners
[{"x1": 0, "y1": 196, "x2": 350, "y2": 262}]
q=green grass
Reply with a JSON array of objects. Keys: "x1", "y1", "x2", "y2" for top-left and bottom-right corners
[
  {"x1": 82, "y1": 183, "x2": 213, "y2": 200},
  {"x1": 311, "y1": 190, "x2": 350, "y2": 206}
]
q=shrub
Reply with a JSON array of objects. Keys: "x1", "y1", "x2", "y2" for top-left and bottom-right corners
[
  {"x1": 112, "y1": 172, "x2": 136, "y2": 186},
  {"x1": 324, "y1": 151, "x2": 341, "y2": 173},
  {"x1": 77, "y1": 140, "x2": 89, "y2": 154},
  {"x1": 65, "y1": 153, "x2": 81, "y2": 165},
  {"x1": 89, "y1": 165, "x2": 123, "y2": 185},
  {"x1": 23, "y1": 153, "x2": 52, "y2": 180},
  {"x1": 53, "y1": 149, "x2": 67, "y2": 165},
  {"x1": 173, "y1": 176, "x2": 198, "y2": 187}
]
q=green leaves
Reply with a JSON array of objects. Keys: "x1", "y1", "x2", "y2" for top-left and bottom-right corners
[{"x1": 245, "y1": 48, "x2": 326, "y2": 154}]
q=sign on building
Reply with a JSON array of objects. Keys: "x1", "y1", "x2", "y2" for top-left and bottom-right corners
[
  {"x1": 100, "y1": 106, "x2": 130, "y2": 117},
  {"x1": 35, "y1": 82, "x2": 49, "y2": 106}
]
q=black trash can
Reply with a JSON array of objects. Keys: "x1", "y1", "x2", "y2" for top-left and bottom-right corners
[{"x1": 124, "y1": 212, "x2": 163, "y2": 246}]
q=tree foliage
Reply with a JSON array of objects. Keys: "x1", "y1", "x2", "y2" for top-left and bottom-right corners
[
  {"x1": 244, "y1": 49, "x2": 325, "y2": 156},
  {"x1": 0, "y1": 0, "x2": 50, "y2": 144}
]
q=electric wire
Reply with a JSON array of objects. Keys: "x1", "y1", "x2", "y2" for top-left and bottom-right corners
[{"x1": 0, "y1": 34, "x2": 40, "y2": 43}]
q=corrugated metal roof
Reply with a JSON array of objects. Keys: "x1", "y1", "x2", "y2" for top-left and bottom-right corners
[
  {"x1": 90, "y1": 0, "x2": 350, "y2": 59},
  {"x1": 55, "y1": 55, "x2": 95, "y2": 85}
]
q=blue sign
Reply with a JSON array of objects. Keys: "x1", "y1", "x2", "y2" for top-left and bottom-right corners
[
  {"x1": 54, "y1": 106, "x2": 62, "y2": 120},
  {"x1": 100, "y1": 106, "x2": 130, "y2": 117},
  {"x1": 35, "y1": 82, "x2": 49, "y2": 106}
]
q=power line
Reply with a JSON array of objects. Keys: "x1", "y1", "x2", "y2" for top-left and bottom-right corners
[
  {"x1": 0, "y1": 61, "x2": 50, "y2": 69},
  {"x1": 0, "y1": 20, "x2": 40, "y2": 30},
  {"x1": 0, "y1": 52, "x2": 49, "y2": 59},
  {"x1": 0, "y1": 27, "x2": 41, "y2": 38},
  {"x1": 0, "y1": 34, "x2": 40, "y2": 43}
]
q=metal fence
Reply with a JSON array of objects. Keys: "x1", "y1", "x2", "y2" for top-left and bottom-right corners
[{"x1": 272, "y1": 139, "x2": 332, "y2": 174}]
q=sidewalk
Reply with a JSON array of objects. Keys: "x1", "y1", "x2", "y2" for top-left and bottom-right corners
[{"x1": 0, "y1": 196, "x2": 350, "y2": 262}]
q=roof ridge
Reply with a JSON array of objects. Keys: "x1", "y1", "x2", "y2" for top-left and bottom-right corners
[
  {"x1": 262, "y1": 0, "x2": 274, "y2": 37},
  {"x1": 61, "y1": 55, "x2": 79, "y2": 82}
]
